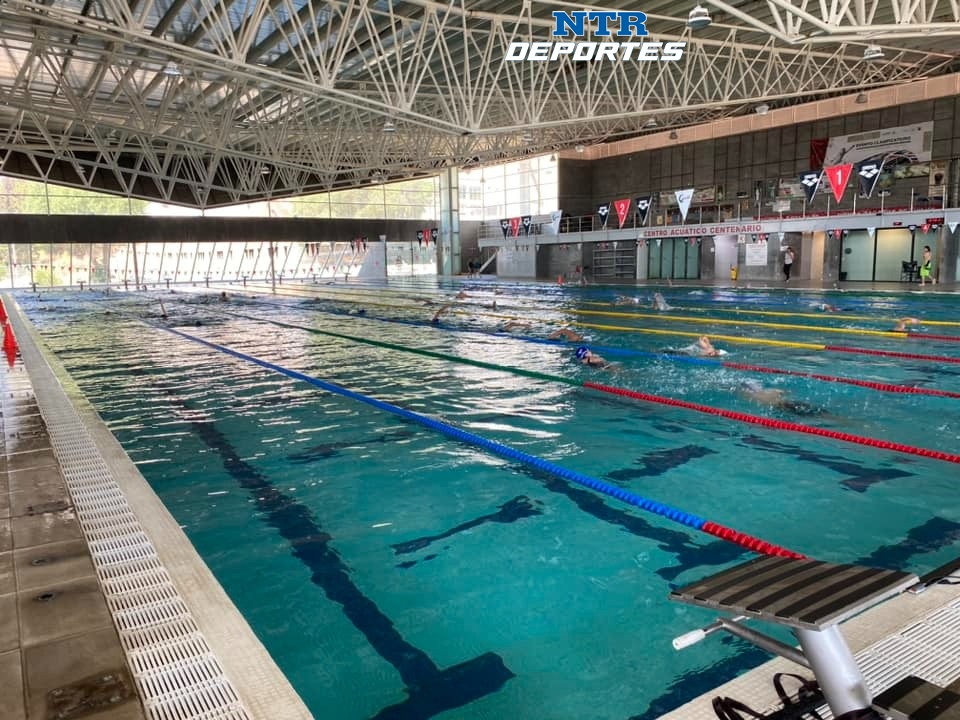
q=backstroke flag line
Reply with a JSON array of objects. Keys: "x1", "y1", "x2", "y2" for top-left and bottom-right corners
[
  {"x1": 635, "y1": 196, "x2": 652, "y2": 226},
  {"x1": 675, "y1": 189, "x2": 694, "y2": 222},
  {"x1": 613, "y1": 198, "x2": 631, "y2": 228},
  {"x1": 799, "y1": 172, "x2": 821, "y2": 203},
  {"x1": 825, "y1": 163, "x2": 853, "y2": 203}
]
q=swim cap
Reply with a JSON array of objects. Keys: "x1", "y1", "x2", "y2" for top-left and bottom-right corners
[{"x1": 576, "y1": 347, "x2": 589, "y2": 360}]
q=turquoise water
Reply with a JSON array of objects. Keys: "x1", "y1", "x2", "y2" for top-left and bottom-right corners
[{"x1": 18, "y1": 281, "x2": 960, "y2": 720}]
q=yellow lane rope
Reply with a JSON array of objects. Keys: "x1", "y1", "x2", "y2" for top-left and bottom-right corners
[
  {"x1": 228, "y1": 284, "x2": 830, "y2": 351},
  {"x1": 582, "y1": 301, "x2": 960, "y2": 327},
  {"x1": 572, "y1": 308, "x2": 919, "y2": 339}
]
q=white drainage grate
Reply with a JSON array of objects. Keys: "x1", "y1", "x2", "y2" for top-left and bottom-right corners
[{"x1": 8, "y1": 311, "x2": 253, "y2": 720}]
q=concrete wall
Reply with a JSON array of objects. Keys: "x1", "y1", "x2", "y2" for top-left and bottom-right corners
[{"x1": 562, "y1": 98, "x2": 960, "y2": 218}]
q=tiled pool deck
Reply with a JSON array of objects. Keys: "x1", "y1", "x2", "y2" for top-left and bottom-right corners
[{"x1": 2, "y1": 294, "x2": 312, "y2": 720}]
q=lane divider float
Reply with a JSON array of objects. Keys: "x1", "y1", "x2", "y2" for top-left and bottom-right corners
[
  {"x1": 159, "y1": 325, "x2": 805, "y2": 559},
  {"x1": 195, "y1": 305, "x2": 960, "y2": 465}
]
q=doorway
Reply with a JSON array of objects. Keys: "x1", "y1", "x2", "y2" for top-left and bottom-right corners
[{"x1": 648, "y1": 237, "x2": 700, "y2": 279}]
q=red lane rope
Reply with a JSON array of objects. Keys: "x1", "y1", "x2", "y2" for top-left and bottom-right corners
[
  {"x1": 908, "y1": 333, "x2": 960, "y2": 343},
  {"x1": 721, "y1": 361, "x2": 960, "y2": 400},
  {"x1": 826, "y1": 346, "x2": 960, "y2": 364},
  {"x1": 582, "y1": 381, "x2": 960, "y2": 465},
  {"x1": 701, "y1": 522, "x2": 805, "y2": 558}
]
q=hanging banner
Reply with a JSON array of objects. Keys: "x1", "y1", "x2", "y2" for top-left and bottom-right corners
[
  {"x1": 856, "y1": 160, "x2": 884, "y2": 199},
  {"x1": 825, "y1": 164, "x2": 853, "y2": 203},
  {"x1": 675, "y1": 188, "x2": 694, "y2": 222},
  {"x1": 423, "y1": 227, "x2": 432, "y2": 245},
  {"x1": 430, "y1": 228, "x2": 439, "y2": 243},
  {"x1": 799, "y1": 171, "x2": 822, "y2": 203},
  {"x1": 521, "y1": 216, "x2": 532, "y2": 236},
  {"x1": 635, "y1": 196, "x2": 652, "y2": 226},
  {"x1": 416, "y1": 230, "x2": 425, "y2": 245},
  {"x1": 948, "y1": 222, "x2": 958, "y2": 234},
  {"x1": 499, "y1": 219, "x2": 510, "y2": 239},
  {"x1": 509, "y1": 217, "x2": 521, "y2": 238},
  {"x1": 550, "y1": 210, "x2": 563, "y2": 235},
  {"x1": 776, "y1": 178, "x2": 805, "y2": 199},
  {"x1": 613, "y1": 198, "x2": 631, "y2": 229},
  {"x1": 597, "y1": 203, "x2": 610, "y2": 228},
  {"x1": 824, "y1": 122, "x2": 933, "y2": 167},
  {"x1": 866, "y1": 227, "x2": 876, "y2": 238}
]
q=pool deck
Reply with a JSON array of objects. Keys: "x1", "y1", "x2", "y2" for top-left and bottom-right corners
[
  {"x1": 661, "y1": 572, "x2": 960, "y2": 719},
  {"x1": 2, "y1": 295, "x2": 312, "y2": 720}
]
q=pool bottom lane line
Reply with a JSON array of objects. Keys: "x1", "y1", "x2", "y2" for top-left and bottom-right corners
[{"x1": 159, "y1": 325, "x2": 803, "y2": 559}]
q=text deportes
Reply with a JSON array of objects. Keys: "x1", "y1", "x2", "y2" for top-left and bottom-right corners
[{"x1": 506, "y1": 41, "x2": 686, "y2": 62}]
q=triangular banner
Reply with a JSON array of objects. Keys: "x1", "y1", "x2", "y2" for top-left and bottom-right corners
[
  {"x1": 510, "y1": 217, "x2": 521, "y2": 238},
  {"x1": 635, "y1": 196, "x2": 652, "y2": 226},
  {"x1": 416, "y1": 229, "x2": 424, "y2": 244},
  {"x1": 550, "y1": 210, "x2": 563, "y2": 235},
  {"x1": 866, "y1": 227, "x2": 876, "y2": 239},
  {"x1": 949, "y1": 222, "x2": 958, "y2": 234},
  {"x1": 675, "y1": 188, "x2": 694, "y2": 222},
  {"x1": 597, "y1": 203, "x2": 610, "y2": 228},
  {"x1": 521, "y1": 215, "x2": 532, "y2": 236},
  {"x1": 799, "y1": 171, "x2": 822, "y2": 203},
  {"x1": 430, "y1": 228, "x2": 439, "y2": 243},
  {"x1": 778, "y1": 231, "x2": 785, "y2": 242},
  {"x1": 424, "y1": 227, "x2": 432, "y2": 245},
  {"x1": 856, "y1": 159, "x2": 884, "y2": 199},
  {"x1": 613, "y1": 198, "x2": 631, "y2": 229},
  {"x1": 500, "y1": 219, "x2": 509, "y2": 239},
  {"x1": 825, "y1": 163, "x2": 854, "y2": 204}
]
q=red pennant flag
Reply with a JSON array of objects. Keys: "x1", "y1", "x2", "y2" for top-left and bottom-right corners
[
  {"x1": 613, "y1": 198, "x2": 631, "y2": 228},
  {"x1": 921, "y1": 223, "x2": 931, "y2": 234},
  {"x1": 825, "y1": 164, "x2": 853, "y2": 203},
  {"x1": 510, "y1": 217, "x2": 521, "y2": 237}
]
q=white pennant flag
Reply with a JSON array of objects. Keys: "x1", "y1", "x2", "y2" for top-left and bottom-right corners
[
  {"x1": 656, "y1": 237, "x2": 662, "y2": 247},
  {"x1": 550, "y1": 210, "x2": 563, "y2": 235},
  {"x1": 778, "y1": 231, "x2": 785, "y2": 242},
  {"x1": 866, "y1": 227, "x2": 876, "y2": 239},
  {"x1": 949, "y1": 222, "x2": 958, "y2": 234},
  {"x1": 675, "y1": 188, "x2": 694, "y2": 222}
]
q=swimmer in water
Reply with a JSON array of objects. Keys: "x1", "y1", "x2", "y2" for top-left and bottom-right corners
[
  {"x1": 575, "y1": 346, "x2": 615, "y2": 370},
  {"x1": 548, "y1": 327, "x2": 585, "y2": 342},
  {"x1": 652, "y1": 292, "x2": 672, "y2": 311},
  {"x1": 892, "y1": 317, "x2": 920, "y2": 332},
  {"x1": 614, "y1": 295, "x2": 642, "y2": 306},
  {"x1": 737, "y1": 379, "x2": 824, "y2": 417},
  {"x1": 670, "y1": 336, "x2": 725, "y2": 358}
]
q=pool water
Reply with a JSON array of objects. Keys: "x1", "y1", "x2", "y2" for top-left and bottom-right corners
[{"x1": 18, "y1": 282, "x2": 960, "y2": 720}]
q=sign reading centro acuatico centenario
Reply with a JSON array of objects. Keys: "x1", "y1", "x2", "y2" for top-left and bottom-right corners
[{"x1": 639, "y1": 223, "x2": 763, "y2": 238}]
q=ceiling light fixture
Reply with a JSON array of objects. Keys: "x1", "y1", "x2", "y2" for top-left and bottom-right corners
[
  {"x1": 260, "y1": 167, "x2": 271, "y2": 175},
  {"x1": 575, "y1": 144, "x2": 585, "y2": 153},
  {"x1": 755, "y1": 103, "x2": 770, "y2": 115},
  {"x1": 644, "y1": 118, "x2": 658, "y2": 129},
  {"x1": 687, "y1": 5, "x2": 712, "y2": 30},
  {"x1": 669, "y1": 130, "x2": 678, "y2": 140},
  {"x1": 162, "y1": 61, "x2": 181, "y2": 76},
  {"x1": 855, "y1": 92, "x2": 868, "y2": 104},
  {"x1": 382, "y1": 120, "x2": 396, "y2": 133},
  {"x1": 863, "y1": 45, "x2": 884, "y2": 61}
]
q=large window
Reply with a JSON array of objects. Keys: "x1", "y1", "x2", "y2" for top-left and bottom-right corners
[{"x1": 459, "y1": 155, "x2": 558, "y2": 220}]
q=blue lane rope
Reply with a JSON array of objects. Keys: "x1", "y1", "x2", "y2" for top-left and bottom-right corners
[
  {"x1": 225, "y1": 295, "x2": 725, "y2": 365},
  {"x1": 160, "y1": 325, "x2": 708, "y2": 532}
]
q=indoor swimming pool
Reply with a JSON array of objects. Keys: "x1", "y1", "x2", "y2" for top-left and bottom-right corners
[{"x1": 17, "y1": 281, "x2": 960, "y2": 720}]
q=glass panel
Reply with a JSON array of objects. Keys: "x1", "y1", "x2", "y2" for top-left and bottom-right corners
[
  {"x1": 874, "y1": 229, "x2": 913, "y2": 282},
  {"x1": 0, "y1": 245, "x2": 9, "y2": 288},
  {"x1": 685, "y1": 239, "x2": 700, "y2": 279},
  {"x1": 647, "y1": 239, "x2": 662, "y2": 279},
  {"x1": 32, "y1": 244, "x2": 51, "y2": 286},
  {"x1": 839, "y1": 232, "x2": 875, "y2": 281},
  {"x1": 49, "y1": 243, "x2": 72, "y2": 286},
  {"x1": 672, "y1": 238, "x2": 686, "y2": 278},
  {"x1": 10, "y1": 245, "x2": 31, "y2": 287}
]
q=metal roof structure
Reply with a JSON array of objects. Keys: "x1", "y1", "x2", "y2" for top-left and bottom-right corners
[{"x1": 0, "y1": 0, "x2": 958, "y2": 208}]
